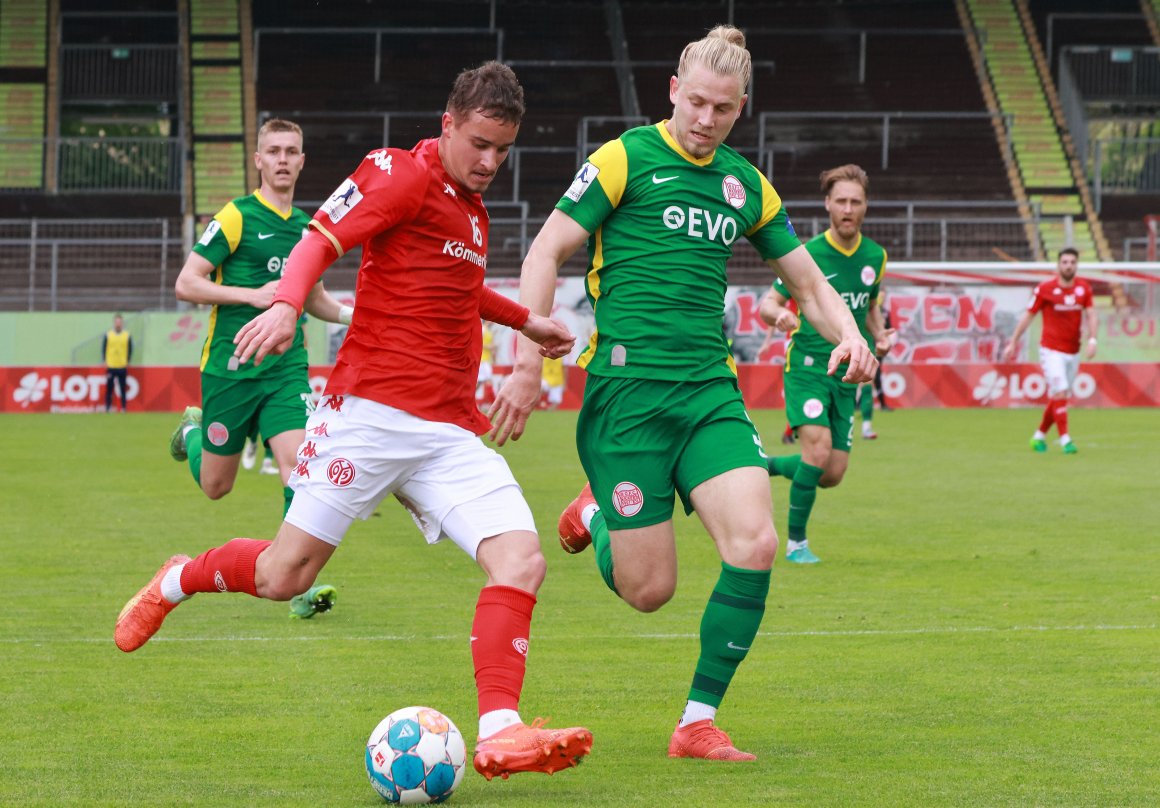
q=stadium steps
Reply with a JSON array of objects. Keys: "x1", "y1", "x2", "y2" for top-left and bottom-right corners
[
  {"x1": 0, "y1": 0, "x2": 47, "y2": 189},
  {"x1": 954, "y1": 0, "x2": 1041, "y2": 259},
  {"x1": 964, "y1": 0, "x2": 1106, "y2": 260},
  {"x1": 188, "y1": 0, "x2": 249, "y2": 219}
]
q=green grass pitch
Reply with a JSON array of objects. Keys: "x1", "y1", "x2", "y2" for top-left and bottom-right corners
[{"x1": 2, "y1": 407, "x2": 1157, "y2": 807}]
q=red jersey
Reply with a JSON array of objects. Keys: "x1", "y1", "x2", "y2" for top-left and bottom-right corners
[
  {"x1": 310, "y1": 139, "x2": 493, "y2": 434},
  {"x1": 1026, "y1": 277, "x2": 1093, "y2": 354}
]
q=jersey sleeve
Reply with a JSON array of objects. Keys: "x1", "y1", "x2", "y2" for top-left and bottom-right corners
[
  {"x1": 309, "y1": 149, "x2": 424, "y2": 257},
  {"x1": 1080, "y1": 279, "x2": 1095, "y2": 308},
  {"x1": 744, "y1": 171, "x2": 800, "y2": 261},
  {"x1": 1027, "y1": 283, "x2": 1047, "y2": 313},
  {"x1": 191, "y1": 201, "x2": 243, "y2": 266},
  {"x1": 554, "y1": 138, "x2": 626, "y2": 232}
]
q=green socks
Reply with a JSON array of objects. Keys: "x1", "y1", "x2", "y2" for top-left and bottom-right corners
[
  {"x1": 590, "y1": 510, "x2": 618, "y2": 595},
  {"x1": 688, "y1": 562, "x2": 770, "y2": 707},
  {"x1": 283, "y1": 485, "x2": 294, "y2": 517},
  {"x1": 768, "y1": 453, "x2": 801, "y2": 478},
  {"x1": 186, "y1": 428, "x2": 203, "y2": 485},
  {"x1": 859, "y1": 384, "x2": 874, "y2": 421},
  {"x1": 788, "y1": 461, "x2": 824, "y2": 543}
]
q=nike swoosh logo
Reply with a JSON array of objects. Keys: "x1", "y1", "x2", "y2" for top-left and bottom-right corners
[
  {"x1": 824, "y1": 273, "x2": 838, "y2": 280},
  {"x1": 258, "y1": 233, "x2": 275, "y2": 240},
  {"x1": 652, "y1": 174, "x2": 678, "y2": 184},
  {"x1": 727, "y1": 642, "x2": 750, "y2": 651}
]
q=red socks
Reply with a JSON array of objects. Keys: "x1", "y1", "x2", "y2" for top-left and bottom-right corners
[
  {"x1": 1052, "y1": 399, "x2": 1069, "y2": 438},
  {"x1": 471, "y1": 585, "x2": 536, "y2": 715},
  {"x1": 1038, "y1": 401, "x2": 1055, "y2": 433},
  {"x1": 178, "y1": 538, "x2": 272, "y2": 597}
]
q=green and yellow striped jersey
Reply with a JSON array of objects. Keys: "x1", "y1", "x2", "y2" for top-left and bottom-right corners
[
  {"x1": 775, "y1": 229, "x2": 886, "y2": 368},
  {"x1": 557, "y1": 122, "x2": 800, "y2": 381},
  {"x1": 192, "y1": 191, "x2": 310, "y2": 379}
]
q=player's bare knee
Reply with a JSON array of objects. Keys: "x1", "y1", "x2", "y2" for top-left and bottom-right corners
[
  {"x1": 201, "y1": 479, "x2": 234, "y2": 500},
  {"x1": 620, "y1": 580, "x2": 675, "y2": 613}
]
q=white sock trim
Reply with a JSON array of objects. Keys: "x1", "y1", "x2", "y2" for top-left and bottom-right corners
[
  {"x1": 580, "y1": 503, "x2": 600, "y2": 531},
  {"x1": 679, "y1": 700, "x2": 717, "y2": 728},
  {"x1": 478, "y1": 708, "x2": 522, "y2": 739},
  {"x1": 160, "y1": 564, "x2": 191, "y2": 604}
]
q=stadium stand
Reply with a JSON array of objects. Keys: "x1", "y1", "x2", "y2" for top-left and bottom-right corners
[{"x1": 0, "y1": 0, "x2": 47, "y2": 191}]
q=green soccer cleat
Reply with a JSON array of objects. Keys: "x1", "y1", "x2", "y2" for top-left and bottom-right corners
[
  {"x1": 1062, "y1": 441, "x2": 1078, "y2": 455},
  {"x1": 1029, "y1": 437, "x2": 1047, "y2": 453},
  {"x1": 786, "y1": 544, "x2": 821, "y2": 564},
  {"x1": 168, "y1": 406, "x2": 202, "y2": 461},
  {"x1": 289, "y1": 584, "x2": 337, "y2": 619}
]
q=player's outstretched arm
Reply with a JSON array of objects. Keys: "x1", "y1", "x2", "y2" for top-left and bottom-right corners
[
  {"x1": 303, "y1": 279, "x2": 353, "y2": 325},
  {"x1": 1003, "y1": 310, "x2": 1035, "y2": 361},
  {"x1": 489, "y1": 210, "x2": 590, "y2": 446},
  {"x1": 758, "y1": 288, "x2": 799, "y2": 334},
  {"x1": 768, "y1": 246, "x2": 876, "y2": 383},
  {"x1": 234, "y1": 301, "x2": 299, "y2": 366},
  {"x1": 175, "y1": 252, "x2": 279, "y2": 308}
]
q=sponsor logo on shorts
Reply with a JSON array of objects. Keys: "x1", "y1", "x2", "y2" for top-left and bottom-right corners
[
  {"x1": 612, "y1": 481, "x2": 644, "y2": 518},
  {"x1": 294, "y1": 460, "x2": 310, "y2": 478},
  {"x1": 512, "y1": 638, "x2": 529, "y2": 656},
  {"x1": 324, "y1": 395, "x2": 344, "y2": 412},
  {"x1": 803, "y1": 398, "x2": 824, "y2": 419},
  {"x1": 309, "y1": 421, "x2": 330, "y2": 437},
  {"x1": 722, "y1": 175, "x2": 746, "y2": 208},
  {"x1": 327, "y1": 458, "x2": 356, "y2": 487},
  {"x1": 207, "y1": 422, "x2": 229, "y2": 446},
  {"x1": 861, "y1": 265, "x2": 877, "y2": 286},
  {"x1": 213, "y1": 571, "x2": 227, "y2": 592},
  {"x1": 299, "y1": 441, "x2": 319, "y2": 459}
]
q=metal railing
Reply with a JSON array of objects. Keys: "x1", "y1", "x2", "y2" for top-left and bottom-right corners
[
  {"x1": 59, "y1": 44, "x2": 180, "y2": 101},
  {"x1": 0, "y1": 137, "x2": 183, "y2": 194},
  {"x1": 1091, "y1": 137, "x2": 1160, "y2": 211},
  {"x1": 756, "y1": 111, "x2": 1014, "y2": 176}
]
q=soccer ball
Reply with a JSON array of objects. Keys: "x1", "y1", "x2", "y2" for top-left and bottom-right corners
[{"x1": 365, "y1": 706, "x2": 467, "y2": 804}]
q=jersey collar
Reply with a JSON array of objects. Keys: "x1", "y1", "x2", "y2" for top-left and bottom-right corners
[
  {"x1": 253, "y1": 189, "x2": 295, "y2": 220},
  {"x1": 657, "y1": 121, "x2": 715, "y2": 166},
  {"x1": 824, "y1": 228, "x2": 861, "y2": 257}
]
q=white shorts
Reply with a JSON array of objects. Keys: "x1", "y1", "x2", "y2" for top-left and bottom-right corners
[
  {"x1": 285, "y1": 395, "x2": 536, "y2": 559},
  {"x1": 1039, "y1": 346, "x2": 1080, "y2": 396}
]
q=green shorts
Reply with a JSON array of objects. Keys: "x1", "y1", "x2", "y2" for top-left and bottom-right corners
[
  {"x1": 783, "y1": 358, "x2": 857, "y2": 452},
  {"x1": 199, "y1": 369, "x2": 312, "y2": 456},
  {"x1": 576, "y1": 375, "x2": 768, "y2": 531}
]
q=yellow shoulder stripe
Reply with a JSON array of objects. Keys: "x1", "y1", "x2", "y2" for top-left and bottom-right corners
[
  {"x1": 745, "y1": 170, "x2": 783, "y2": 236},
  {"x1": 589, "y1": 138, "x2": 628, "y2": 209},
  {"x1": 215, "y1": 201, "x2": 243, "y2": 253}
]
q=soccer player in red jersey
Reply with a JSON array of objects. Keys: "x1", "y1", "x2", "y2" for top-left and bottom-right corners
[
  {"x1": 114, "y1": 62, "x2": 593, "y2": 782},
  {"x1": 1003, "y1": 247, "x2": 1099, "y2": 454}
]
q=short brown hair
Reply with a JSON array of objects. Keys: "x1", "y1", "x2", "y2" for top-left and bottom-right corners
[
  {"x1": 447, "y1": 61, "x2": 525, "y2": 125},
  {"x1": 820, "y1": 164, "x2": 869, "y2": 196},
  {"x1": 258, "y1": 118, "x2": 303, "y2": 143},
  {"x1": 1059, "y1": 247, "x2": 1079, "y2": 260}
]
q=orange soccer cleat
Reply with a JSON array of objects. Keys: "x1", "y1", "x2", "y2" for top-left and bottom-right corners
[
  {"x1": 668, "y1": 719, "x2": 757, "y2": 761},
  {"x1": 473, "y1": 718, "x2": 593, "y2": 780},
  {"x1": 114, "y1": 554, "x2": 191, "y2": 652},
  {"x1": 557, "y1": 483, "x2": 596, "y2": 554}
]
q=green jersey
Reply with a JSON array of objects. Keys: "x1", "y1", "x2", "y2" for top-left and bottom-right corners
[
  {"x1": 557, "y1": 122, "x2": 800, "y2": 381},
  {"x1": 192, "y1": 191, "x2": 311, "y2": 379},
  {"x1": 775, "y1": 229, "x2": 886, "y2": 366}
]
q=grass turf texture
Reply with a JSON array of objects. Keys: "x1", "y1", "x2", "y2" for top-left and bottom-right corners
[{"x1": 1, "y1": 408, "x2": 1157, "y2": 807}]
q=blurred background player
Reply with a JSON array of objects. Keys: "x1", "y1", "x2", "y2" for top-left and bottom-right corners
[
  {"x1": 760, "y1": 164, "x2": 892, "y2": 564},
  {"x1": 169, "y1": 118, "x2": 348, "y2": 617},
  {"x1": 116, "y1": 62, "x2": 592, "y2": 781},
  {"x1": 102, "y1": 313, "x2": 132, "y2": 412},
  {"x1": 540, "y1": 355, "x2": 565, "y2": 409},
  {"x1": 489, "y1": 27, "x2": 875, "y2": 761},
  {"x1": 856, "y1": 291, "x2": 895, "y2": 440},
  {"x1": 1002, "y1": 247, "x2": 1097, "y2": 454}
]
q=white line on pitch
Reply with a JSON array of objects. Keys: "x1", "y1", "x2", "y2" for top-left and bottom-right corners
[{"x1": 1, "y1": 623, "x2": 1156, "y2": 645}]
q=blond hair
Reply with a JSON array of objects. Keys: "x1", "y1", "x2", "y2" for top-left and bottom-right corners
[
  {"x1": 257, "y1": 118, "x2": 303, "y2": 146},
  {"x1": 820, "y1": 164, "x2": 870, "y2": 196},
  {"x1": 676, "y1": 25, "x2": 751, "y2": 89}
]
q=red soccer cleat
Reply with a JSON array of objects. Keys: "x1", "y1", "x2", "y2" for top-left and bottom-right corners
[
  {"x1": 557, "y1": 483, "x2": 596, "y2": 554},
  {"x1": 668, "y1": 719, "x2": 756, "y2": 761},
  {"x1": 114, "y1": 554, "x2": 191, "y2": 652},
  {"x1": 473, "y1": 718, "x2": 593, "y2": 780}
]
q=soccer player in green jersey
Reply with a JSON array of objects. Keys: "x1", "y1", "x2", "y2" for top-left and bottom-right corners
[
  {"x1": 760, "y1": 164, "x2": 894, "y2": 564},
  {"x1": 489, "y1": 27, "x2": 877, "y2": 761},
  {"x1": 170, "y1": 118, "x2": 350, "y2": 617}
]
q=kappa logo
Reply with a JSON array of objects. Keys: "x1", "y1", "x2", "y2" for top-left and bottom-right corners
[
  {"x1": 369, "y1": 149, "x2": 393, "y2": 174},
  {"x1": 443, "y1": 182, "x2": 456, "y2": 197}
]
